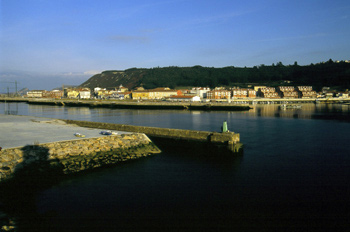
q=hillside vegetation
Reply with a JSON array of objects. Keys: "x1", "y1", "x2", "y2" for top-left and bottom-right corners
[{"x1": 79, "y1": 60, "x2": 350, "y2": 91}]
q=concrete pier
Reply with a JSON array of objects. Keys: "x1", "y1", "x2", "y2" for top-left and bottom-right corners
[
  {"x1": 62, "y1": 119, "x2": 242, "y2": 153},
  {"x1": 0, "y1": 115, "x2": 161, "y2": 182}
]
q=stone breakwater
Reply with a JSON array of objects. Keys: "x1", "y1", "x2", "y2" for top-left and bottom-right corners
[
  {"x1": 0, "y1": 133, "x2": 161, "y2": 182},
  {"x1": 62, "y1": 119, "x2": 242, "y2": 152}
]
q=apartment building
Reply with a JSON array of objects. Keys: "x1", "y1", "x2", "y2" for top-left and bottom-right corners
[
  {"x1": 297, "y1": 86, "x2": 317, "y2": 98},
  {"x1": 207, "y1": 90, "x2": 231, "y2": 100},
  {"x1": 277, "y1": 86, "x2": 299, "y2": 98},
  {"x1": 257, "y1": 87, "x2": 280, "y2": 98},
  {"x1": 232, "y1": 89, "x2": 248, "y2": 98}
]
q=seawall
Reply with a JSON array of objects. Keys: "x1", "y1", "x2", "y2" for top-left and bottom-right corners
[
  {"x1": 62, "y1": 119, "x2": 242, "y2": 153},
  {"x1": 0, "y1": 133, "x2": 161, "y2": 182}
]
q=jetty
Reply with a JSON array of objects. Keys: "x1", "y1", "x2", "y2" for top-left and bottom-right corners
[{"x1": 0, "y1": 115, "x2": 242, "y2": 183}]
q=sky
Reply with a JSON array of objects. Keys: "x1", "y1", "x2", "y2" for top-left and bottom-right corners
[{"x1": 1, "y1": 0, "x2": 350, "y2": 90}]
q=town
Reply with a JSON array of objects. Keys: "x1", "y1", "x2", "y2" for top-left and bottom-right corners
[{"x1": 20, "y1": 85, "x2": 350, "y2": 102}]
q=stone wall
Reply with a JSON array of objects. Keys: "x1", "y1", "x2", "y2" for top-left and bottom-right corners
[{"x1": 0, "y1": 133, "x2": 161, "y2": 182}]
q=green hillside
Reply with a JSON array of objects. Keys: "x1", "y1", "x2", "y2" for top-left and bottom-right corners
[{"x1": 79, "y1": 60, "x2": 350, "y2": 91}]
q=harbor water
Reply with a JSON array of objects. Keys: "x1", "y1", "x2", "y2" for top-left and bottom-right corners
[{"x1": 1, "y1": 102, "x2": 350, "y2": 231}]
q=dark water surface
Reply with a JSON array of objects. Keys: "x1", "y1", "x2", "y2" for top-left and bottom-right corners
[{"x1": 1, "y1": 103, "x2": 350, "y2": 231}]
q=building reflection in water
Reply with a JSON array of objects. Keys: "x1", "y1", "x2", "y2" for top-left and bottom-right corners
[{"x1": 246, "y1": 103, "x2": 350, "y2": 121}]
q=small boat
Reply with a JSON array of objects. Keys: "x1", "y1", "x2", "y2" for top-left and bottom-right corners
[
  {"x1": 74, "y1": 133, "x2": 85, "y2": 137},
  {"x1": 280, "y1": 104, "x2": 302, "y2": 109}
]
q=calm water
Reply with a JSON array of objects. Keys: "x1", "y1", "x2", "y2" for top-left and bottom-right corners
[{"x1": 1, "y1": 102, "x2": 350, "y2": 231}]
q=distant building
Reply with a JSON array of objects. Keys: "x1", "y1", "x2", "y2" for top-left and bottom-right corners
[
  {"x1": 27, "y1": 90, "x2": 47, "y2": 98},
  {"x1": 257, "y1": 87, "x2": 280, "y2": 98},
  {"x1": 232, "y1": 89, "x2": 248, "y2": 98},
  {"x1": 43, "y1": 90, "x2": 64, "y2": 99},
  {"x1": 277, "y1": 86, "x2": 298, "y2": 98},
  {"x1": 79, "y1": 88, "x2": 91, "y2": 99},
  {"x1": 207, "y1": 90, "x2": 231, "y2": 100},
  {"x1": 131, "y1": 90, "x2": 150, "y2": 100},
  {"x1": 67, "y1": 88, "x2": 91, "y2": 99},
  {"x1": 132, "y1": 87, "x2": 178, "y2": 100},
  {"x1": 247, "y1": 89, "x2": 257, "y2": 98},
  {"x1": 168, "y1": 95, "x2": 201, "y2": 102},
  {"x1": 117, "y1": 85, "x2": 129, "y2": 93},
  {"x1": 190, "y1": 87, "x2": 210, "y2": 98},
  {"x1": 297, "y1": 86, "x2": 316, "y2": 98},
  {"x1": 67, "y1": 89, "x2": 80, "y2": 99},
  {"x1": 339, "y1": 92, "x2": 349, "y2": 98},
  {"x1": 148, "y1": 88, "x2": 178, "y2": 100},
  {"x1": 254, "y1": 86, "x2": 267, "y2": 92}
]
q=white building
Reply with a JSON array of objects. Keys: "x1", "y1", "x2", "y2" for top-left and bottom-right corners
[{"x1": 190, "y1": 87, "x2": 210, "y2": 99}]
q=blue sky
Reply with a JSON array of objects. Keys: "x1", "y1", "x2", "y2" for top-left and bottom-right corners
[{"x1": 1, "y1": 0, "x2": 350, "y2": 90}]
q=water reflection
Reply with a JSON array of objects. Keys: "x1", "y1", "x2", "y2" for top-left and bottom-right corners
[
  {"x1": 247, "y1": 103, "x2": 350, "y2": 121},
  {"x1": 1, "y1": 102, "x2": 350, "y2": 123}
]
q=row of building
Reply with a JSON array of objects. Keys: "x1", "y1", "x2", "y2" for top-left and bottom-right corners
[{"x1": 26, "y1": 85, "x2": 348, "y2": 101}]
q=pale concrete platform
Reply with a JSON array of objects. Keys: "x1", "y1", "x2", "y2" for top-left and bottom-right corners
[{"x1": 0, "y1": 114, "x2": 129, "y2": 149}]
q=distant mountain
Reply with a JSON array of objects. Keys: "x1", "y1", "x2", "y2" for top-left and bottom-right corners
[
  {"x1": 52, "y1": 85, "x2": 78, "y2": 91},
  {"x1": 79, "y1": 61, "x2": 350, "y2": 91},
  {"x1": 79, "y1": 69, "x2": 147, "y2": 90}
]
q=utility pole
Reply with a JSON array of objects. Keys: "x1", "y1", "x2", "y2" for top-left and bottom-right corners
[{"x1": 0, "y1": 81, "x2": 19, "y2": 97}]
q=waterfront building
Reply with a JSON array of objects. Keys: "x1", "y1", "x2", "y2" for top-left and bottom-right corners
[
  {"x1": 131, "y1": 90, "x2": 150, "y2": 100},
  {"x1": 232, "y1": 89, "x2": 248, "y2": 98},
  {"x1": 257, "y1": 87, "x2": 280, "y2": 98},
  {"x1": 297, "y1": 86, "x2": 313, "y2": 92},
  {"x1": 248, "y1": 89, "x2": 257, "y2": 98},
  {"x1": 148, "y1": 88, "x2": 178, "y2": 100},
  {"x1": 67, "y1": 89, "x2": 80, "y2": 99},
  {"x1": 67, "y1": 88, "x2": 91, "y2": 99},
  {"x1": 26, "y1": 90, "x2": 47, "y2": 98},
  {"x1": 338, "y1": 92, "x2": 349, "y2": 98},
  {"x1": 79, "y1": 88, "x2": 91, "y2": 99},
  {"x1": 132, "y1": 88, "x2": 178, "y2": 100},
  {"x1": 207, "y1": 90, "x2": 231, "y2": 100},
  {"x1": 43, "y1": 90, "x2": 64, "y2": 99},
  {"x1": 277, "y1": 86, "x2": 299, "y2": 98},
  {"x1": 297, "y1": 86, "x2": 316, "y2": 98},
  {"x1": 167, "y1": 95, "x2": 201, "y2": 102},
  {"x1": 190, "y1": 87, "x2": 211, "y2": 98}
]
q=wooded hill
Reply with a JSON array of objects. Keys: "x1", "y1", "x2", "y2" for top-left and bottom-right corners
[{"x1": 79, "y1": 60, "x2": 350, "y2": 91}]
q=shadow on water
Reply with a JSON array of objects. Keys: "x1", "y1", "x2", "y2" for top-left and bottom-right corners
[
  {"x1": 150, "y1": 137, "x2": 243, "y2": 171},
  {"x1": 0, "y1": 142, "x2": 245, "y2": 232},
  {"x1": 0, "y1": 145, "x2": 64, "y2": 231}
]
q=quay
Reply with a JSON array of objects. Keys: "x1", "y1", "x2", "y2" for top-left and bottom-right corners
[
  {"x1": 0, "y1": 98, "x2": 252, "y2": 111},
  {"x1": 1, "y1": 97, "x2": 350, "y2": 110}
]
